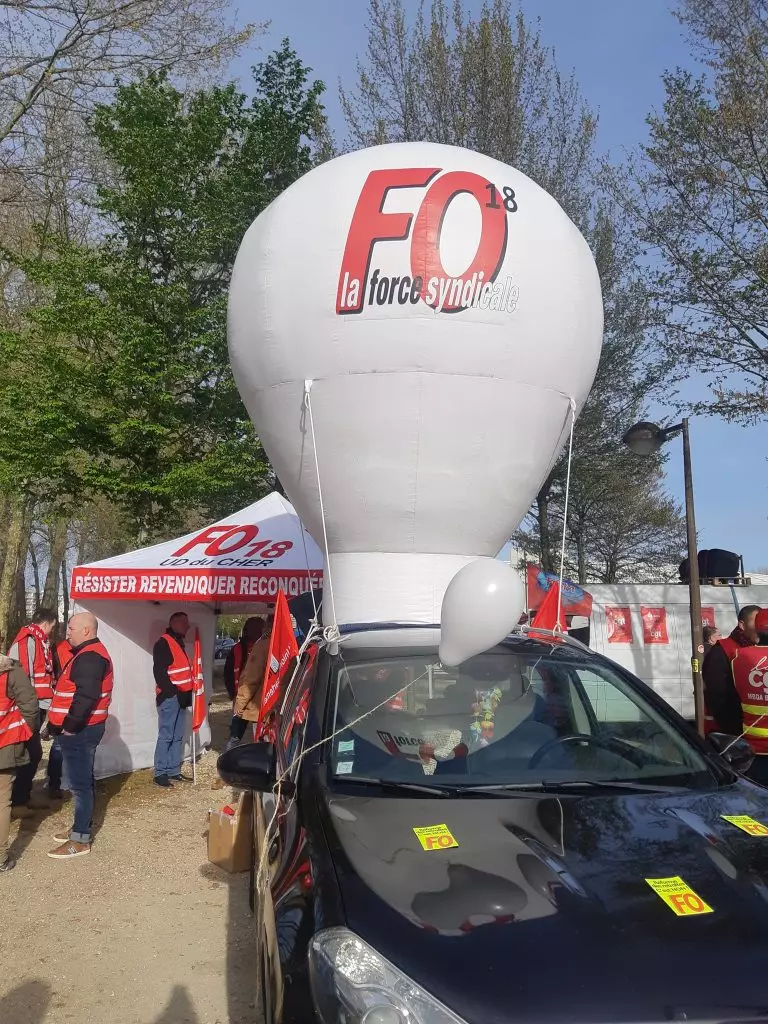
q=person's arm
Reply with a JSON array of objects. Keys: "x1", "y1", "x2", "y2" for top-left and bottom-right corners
[
  {"x1": 152, "y1": 638, "x2": 175, "y2": 701},
  {"x1": 223, "y1": 648, "x2": 236, "y2": 702},
  {"x1": 60, "y1": 652, "x2": 108, "y2": 733},
  {"x1": 703, "y1": 645, "x2": 742, "y2": 735},
  {"x1": 8, "y1": 663, "x2": 39, "y2": 732}
]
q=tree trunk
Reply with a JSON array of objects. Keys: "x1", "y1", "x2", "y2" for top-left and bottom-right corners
[
  {"x1": 77, "y1": 519, "x2": 89, "y2": 565},
  {"x1": 576, "y1": 531, "x2": 587, "y2": 584},
  {"x1": 61, "y1": 557, "x2": 69, "y2": 625},
  {"x1": 29, "y1": 537, "x2": 41, "y2": 606},
  {"x1": 0, "y1": 493, "x2": 8, "y2": 582},
  {"x1": 42, "y1": 518, "x2": 68, "y2": 609},
  {"x1": 0, "y1": 496, "x2": 30, "y2": 644},
  {"x1": 536, "y1": 484, "x2": 555, "y2": 573}
]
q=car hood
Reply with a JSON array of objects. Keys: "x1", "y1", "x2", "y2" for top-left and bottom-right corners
[{"x1": 320, "y1": 781, "x2": 768, "y2": 1024}]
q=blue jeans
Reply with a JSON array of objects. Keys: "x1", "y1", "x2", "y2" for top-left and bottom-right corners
[
  {"x1": 57, "y1": 723, "x2": 106, "y2": 844},
  {"x1": 154, "y1": 698, "x2": 186, "y2": 778},
  {"x1": 49, "y1": 738, "x2": 63, "y2": 790}
]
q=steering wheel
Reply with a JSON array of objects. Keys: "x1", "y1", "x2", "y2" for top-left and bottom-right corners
[{"x1": 528, "y1": 732, "x2": 646, "y2": 770}]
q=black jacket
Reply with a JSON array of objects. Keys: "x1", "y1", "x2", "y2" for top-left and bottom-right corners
[
  {"x1": 702, "y1": 627, "x2": 754, "y2": 735},
  {"x1": 153, "y1": 629, "x2": 192, "y2": 708},
  {"x1": 48, "y1": 638, "x2": 110, "y2": 735}
]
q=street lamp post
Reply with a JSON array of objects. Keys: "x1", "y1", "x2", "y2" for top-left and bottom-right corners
[{"x1": 622, "y1": 418, "x2": 705, "y2": 737}]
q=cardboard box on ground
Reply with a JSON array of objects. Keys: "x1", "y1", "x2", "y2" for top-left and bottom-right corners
[{"x1": 207, "y1": 791, "x2": 253, "y2": 873}]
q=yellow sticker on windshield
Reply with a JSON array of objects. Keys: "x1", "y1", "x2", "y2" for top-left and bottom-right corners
[
  {"x1": 413, "y1": 824, "x2": 458, "y2": 851},
  {"x1": 722, "y1": 814, "x2": 768, "y2": 836},
  {"x1": 645, "y1": 876, "x2": 713, "y2": 916}
]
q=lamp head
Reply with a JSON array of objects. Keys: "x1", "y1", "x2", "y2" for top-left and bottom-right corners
[{"x1": 622, "y1": 421, "x2": 666, "y2": 457}]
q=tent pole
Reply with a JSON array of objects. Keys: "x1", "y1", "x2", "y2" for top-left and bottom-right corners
[{"x1": 191, "y1": 722, "x2": 196, "y2": 785}]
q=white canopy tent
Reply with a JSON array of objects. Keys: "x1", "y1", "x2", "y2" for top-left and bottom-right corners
[{"x1": 69, "y1": 493, "x2": 323, "y2": 778}]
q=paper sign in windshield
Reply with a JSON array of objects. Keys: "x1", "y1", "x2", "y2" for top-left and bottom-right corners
[
  {"x1": 414, "y1": 824, "x2": 459, "y2": 851},
  {"x1": 645, "y1": 876, "x2": 713, "y2": 916},
  {"x1": 722, "y1": 814, "x2": 768, "y2": 836}
]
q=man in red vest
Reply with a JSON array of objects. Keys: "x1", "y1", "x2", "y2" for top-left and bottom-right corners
[
  {"x1": 0, "y1": 650, "x2": 38, "y2": 871},
  {"x1": 726, "y1": 608, "x2": 768, "y2": 785},
  {"x1": 8, "y1": 607, "x2": 59, "y2": 815},
  {"x1": 703, "y1": 604, "x2": 760, "y2": 736},
  {"x1": 223, "y1": 617, "x2": 265, "y2": 704},
  {"x1": 152, "y1": 611, "x2": 194, "y2": 788},
  {"x1": 46, "y1": 612, "x2": 113, "y2": 860}
]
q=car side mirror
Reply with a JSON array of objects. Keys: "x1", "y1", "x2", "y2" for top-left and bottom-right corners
[
  {"x1": 707, "y1": 732, "x2": 754, "y2": 775},
  {"x1": 217, "y1": 742, "x2": 295, "y2": 797}
]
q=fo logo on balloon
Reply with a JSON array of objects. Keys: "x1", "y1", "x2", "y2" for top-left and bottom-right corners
[{"x1": 336, "y1": 167, "x2": 520, "y2": 316}]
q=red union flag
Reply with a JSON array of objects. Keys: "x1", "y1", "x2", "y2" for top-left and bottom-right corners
[
  {"x1": 530, "y1": 580, "x2": 565, "y2": 633},
  {"x1": 641, "y1": 607, "x2": 669, "y2": 645},
  {"x1": 606, "y1": 606, "x2": 633, "y2": 644},
  {"x1": 701, "y1": 607, "x2": 717, "y2": 629},
  {"x1": 192, "y1": 629, "x2": 206, "y2": 733},
  {"x1": 256, "y1": 589, "x2": 299, "y2": 739}
]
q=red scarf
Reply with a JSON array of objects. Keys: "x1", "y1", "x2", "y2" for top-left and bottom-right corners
[{"x1": 26, "y1": 622, "x2": 53, "y2": 675}]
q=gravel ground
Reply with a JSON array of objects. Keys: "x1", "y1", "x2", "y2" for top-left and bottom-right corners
[{"x1": 0, "y1": 689, "x2": 259, "y2": 1024}]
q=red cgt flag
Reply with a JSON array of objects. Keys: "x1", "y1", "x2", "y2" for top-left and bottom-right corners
[
  {"x1": 530, "y1": 580, "x2": 565, "y2": 633},
  {"x1": 256, "y1": 589, "x2": 299, "y2": 739},
  {"x1": 192, "y1": 628, "x2": 206, "y2": 733}
]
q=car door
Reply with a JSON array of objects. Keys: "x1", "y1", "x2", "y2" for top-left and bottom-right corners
[{"x1": 256, "y1": 643, "x2": 319, "y2": 1022}]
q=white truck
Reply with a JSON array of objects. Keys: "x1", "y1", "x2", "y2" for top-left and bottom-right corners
[{"x1": 585, "y1": 582, "x2": 767, "y2": 719}]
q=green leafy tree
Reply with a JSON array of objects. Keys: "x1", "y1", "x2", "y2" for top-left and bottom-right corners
[
  {"x1": 607, "y1": 0, "x2": 768, "y2": 423},
  {"x1": 0, "y1": 41, "x2": 329, "y2": 547}
]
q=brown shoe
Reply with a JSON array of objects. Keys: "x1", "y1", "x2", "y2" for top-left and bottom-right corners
[
  {"x1": 47, "y1": 840, "x2": 91, "y2": 860},
  {"x1": 27, "y1": 795, "x2": 51, "y2": 810},
  {"x1": 52, "y1": 831, "x2": 70, "y2": 844},
  {"x1": 11, "y1": 805, "x2": 34, "y2": 820}
]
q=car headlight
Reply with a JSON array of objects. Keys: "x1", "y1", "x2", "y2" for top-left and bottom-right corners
[{"x1": 309, "y1": 927, "x2": 467, "y2": 1024}]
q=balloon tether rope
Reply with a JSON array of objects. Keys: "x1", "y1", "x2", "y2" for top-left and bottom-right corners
[
  {"x1": 304, "y1": 379, "x2": 340, "y2": 646},
  {"x1": 556, "y1": 398, "x2": 577, "y2": 632}
]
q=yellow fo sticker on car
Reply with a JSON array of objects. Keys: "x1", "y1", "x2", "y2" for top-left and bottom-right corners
[
  {"x1": 722, "y1": 814, "x2": 768, "y2": 836},
  {"x1": 645, "y1": 876, "x2": 713, "y2": 916},
  {"x1": 413, "y1": 823, "x2": 459, "y2": 851}
]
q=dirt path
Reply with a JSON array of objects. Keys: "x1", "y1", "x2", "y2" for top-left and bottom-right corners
[{"x1": 0, "y1": 691, "x2": 258, "y2": 1024}]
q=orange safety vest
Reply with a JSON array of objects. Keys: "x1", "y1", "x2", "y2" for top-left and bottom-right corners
[
  {"x1": 56, "y1": 640, "x2": 73, "y2": 675},
  {"x1": 48, "y1": 640, "x2": 114, "y2": 729},
  {"x1": 10, "y1": 624, "x2": 55, "y2": 701},
  {"x1": 731, "y1": 643, "x2": 768, "y2": 755},
  {"x1": 0, "y1": 668, "x2": 32, "y2": 748},
  {"x1": 157, "y1": 633, "x2": 193, "y2": 697},
  {"x1": 704, "y1": 636, "x2": 739, "y2": 735}
]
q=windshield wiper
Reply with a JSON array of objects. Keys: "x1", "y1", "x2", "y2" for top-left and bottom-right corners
[
  {"x1": 333, "y1": 774, "x2": 451, "y2": 797},
  {"x1": 459, "y1": 779, "x2": 680, "y2": 795}
]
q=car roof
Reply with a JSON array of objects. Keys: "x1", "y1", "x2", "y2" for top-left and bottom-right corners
[{"x1": 336, "y1": 623, "x2": 594, "y2": 662}]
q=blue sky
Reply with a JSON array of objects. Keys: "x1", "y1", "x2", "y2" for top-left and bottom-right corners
[{"x1": 236, "y1": 0, "x2": 766, "y2": 569}]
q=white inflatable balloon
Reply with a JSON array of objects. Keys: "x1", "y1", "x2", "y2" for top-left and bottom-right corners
[
  {"x1": 439, "y1": 558, "x2": 525, "y2": 667},
  {"x1": 228, "y1": 142, "x2": 603, "y2": 625}
]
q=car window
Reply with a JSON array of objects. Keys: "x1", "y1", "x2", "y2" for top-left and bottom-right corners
[{"x1": 327, "y1": 647, "x2": 712, "y2": 788}]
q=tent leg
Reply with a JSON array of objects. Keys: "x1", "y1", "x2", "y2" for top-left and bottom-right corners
[{"x1": 191, "y1": 725, "x2": 197, "y2": 785}]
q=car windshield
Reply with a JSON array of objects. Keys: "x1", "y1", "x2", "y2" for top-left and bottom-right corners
[{"x1": 326, "y1": 642, "x2": 715, "y2": 789}]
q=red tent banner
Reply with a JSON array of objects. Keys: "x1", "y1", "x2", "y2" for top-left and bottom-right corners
[
  {"x1": 256, "y1": 589, "x2": 299, "y2": 739},
  {"x1": 192, "y1": 629, "x2": 206, "y2": 733},
  {"x1": 641, "y1": 607, "x2": 669, "y2": 645},
  {"x1": 526, "y1": 565, "x2": 593, "y2": 617},
  {"x1": 69, "y1": 493, "x2": 323, "y2": 604},
  {"x1": 606, "y1": 606, "x2": 633, "y2": 644}
]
